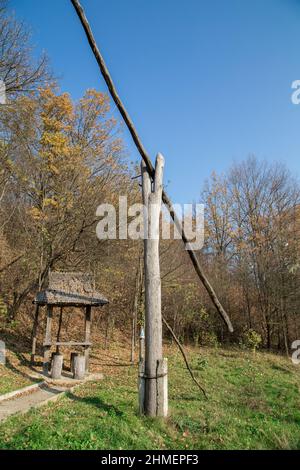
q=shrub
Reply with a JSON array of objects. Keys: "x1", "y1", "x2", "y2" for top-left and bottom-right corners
[{"x1": 240, "y1": 328, "x2": 262, "y2": 353}]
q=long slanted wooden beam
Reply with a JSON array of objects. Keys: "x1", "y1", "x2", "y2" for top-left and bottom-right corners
[{"x1": 70, "y1": 0, "x2": 233, "y2": 333}]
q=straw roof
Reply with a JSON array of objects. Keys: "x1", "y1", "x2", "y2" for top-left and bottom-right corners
[{"x1": 34, "y1": 272, "x2": 108, "y2": 307}]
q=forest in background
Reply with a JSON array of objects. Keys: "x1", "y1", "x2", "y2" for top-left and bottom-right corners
[{"x1": 0, "y1": 1, "x2": 299, "y2": 358}]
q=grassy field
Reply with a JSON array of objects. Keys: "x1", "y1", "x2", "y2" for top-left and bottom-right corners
[{"x1": 0, "y1": 346, "x2": 300, "y2": 450}]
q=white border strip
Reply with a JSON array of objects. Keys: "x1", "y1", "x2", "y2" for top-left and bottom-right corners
[{"x1": 0, "y1": 381, "x2": 45, "y2": 403}]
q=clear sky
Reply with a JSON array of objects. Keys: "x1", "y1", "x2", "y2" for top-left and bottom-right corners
[{"x1": 10, "y1": 0, "x2": 300, "y2": 203}]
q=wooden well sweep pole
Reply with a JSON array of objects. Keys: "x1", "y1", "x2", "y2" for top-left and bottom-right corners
[{"x1": 70, "y1": 0, "x2": 233, "y2": 334}]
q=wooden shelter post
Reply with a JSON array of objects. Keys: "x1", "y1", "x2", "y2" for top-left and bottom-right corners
[
  {"x1": 84, "y1": 305, "x2": 92, "y2": 371},
  {"x1": 141, "y1": 153, "x2": 168, "y2": 417},
  {"x1": 56, "y1": 307, "x2": 63, "y2": 354},
  {"x1": 43, "y1": 305, "x2": 53, "y2": 374}
]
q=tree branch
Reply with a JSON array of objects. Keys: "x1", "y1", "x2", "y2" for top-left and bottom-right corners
[{"x1": 162, "y1": 315, "x2": 208, "y2": 399}]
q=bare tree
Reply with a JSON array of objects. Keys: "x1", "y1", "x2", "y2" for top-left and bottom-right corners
[{"x1": 0, "y1": 2, "x2": 50, "y2": 97}]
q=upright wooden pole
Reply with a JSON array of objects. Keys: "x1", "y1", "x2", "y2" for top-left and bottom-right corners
[
  {"x1": 43, "y1": 305, "x2": 53, "y2": 375},
  {"x1": 56, "y1": 307, "x2": 63, "y2": 354},
  {"x1": 84, "y1": 305, "x2": 91, "y2": 372},
  {"x1": 141, "y1": 153, "x2": 167, "y2": 417}
]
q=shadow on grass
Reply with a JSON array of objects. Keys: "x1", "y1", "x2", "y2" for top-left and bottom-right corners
[
  {"x1": 271, "y1": 364, "x2": 292, "y2": 374},
  {"x1": 170, "y1": 393, "x2": 201, "y2": 402},
  {"x1": 91, "y1": 359, "x2": 133, "y2": 367},
  {"x1": 66, "y1": 391, "x2": 124, "y2": 417},
  {"x1": 0, "y1": 330, "x2": 32, "y2": 354},
  {"x1": 4, "y1": 356, "x2": 40, "y2": 385}
]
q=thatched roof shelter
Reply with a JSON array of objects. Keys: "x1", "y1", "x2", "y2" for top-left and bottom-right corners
[
  {"x1": 34, "y1": 272, "x2": 108, "y2": 307},
  {"x1": 31, "y1": 272, "x2": 109, "y2": 376}
]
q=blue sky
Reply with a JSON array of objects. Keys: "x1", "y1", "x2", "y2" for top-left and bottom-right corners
[{"x1": 10, "y1": 0, "x2": 300, "y2": 203}]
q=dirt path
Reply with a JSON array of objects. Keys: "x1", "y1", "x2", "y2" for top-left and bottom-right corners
[{"x1": 0, "y1": 383, "x2": 67, "y2": 422}]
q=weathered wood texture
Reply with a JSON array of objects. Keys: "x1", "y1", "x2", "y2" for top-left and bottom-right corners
[
  {"x1": 141, "y1": 154, "x2": 168, "y2": 417},
  {"x1": 70, "y1": 352, "x2": 79, "y2": 373},
  {"x1": 43, "y1": 341, "x2": 92, "y2": 347},
  {"x1": 84, "y1": 305, "x2": 91, "y2": 371},
  {"x1": 56, "y1": 307, "x2": 63, "y2": 354},
  {"x1": 70, "y1": 0, "x2": 233, "y2": 334},
  {"x1": 138, "y1": 358, "x2": 145, "y2": 415},
  {"x1": 33, "y1": 272, "x2": 108, "y2": 379},
  {"x1": 73, "y1": 355, "x2": 86, "y2": 380},
  {"x1": 49, "y1": 351, "x2": 55, "y2": 372},
  {"x1": 43, "y1": 306, "x2": 53, "y2": 374},
  {"x1": 51, "y1": 354, "x2": 63, "y2": 380},
  {"x1": 34, "y1": 272, "x2": 108, "y2": 307},
  {"x1": 157, "y1": 358, "x2": 168, "y2": 417}
]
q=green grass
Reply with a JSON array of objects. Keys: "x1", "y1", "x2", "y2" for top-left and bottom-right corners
[
  {"x1": 0, "y1": 347, "x2": 300, "y2": 449},
  {"x1": 0, "y1": 348, "x2": 40, "y2": 395},
  {"x1": 0, "y1": 365, "x2": 35, "y2": 395}
]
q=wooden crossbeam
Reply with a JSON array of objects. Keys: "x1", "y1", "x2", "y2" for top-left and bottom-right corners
[
  {"x1": 70, "y1": 0, "x2": 233, "y2": 332},
  {"x1": 43, "y1": 341, "x2": 92, "y2": 347}
]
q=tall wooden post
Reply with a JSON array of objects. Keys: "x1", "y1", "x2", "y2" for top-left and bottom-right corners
[
  {"x1": 43, "y1": 305, "x2": 53, "y2": 374},
  {"x1": 84, "y1": 305, "x2": 91, "y2": 372},
  {"x1": 141, "y1": 153, "x2": 168, "y2": 417}
]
